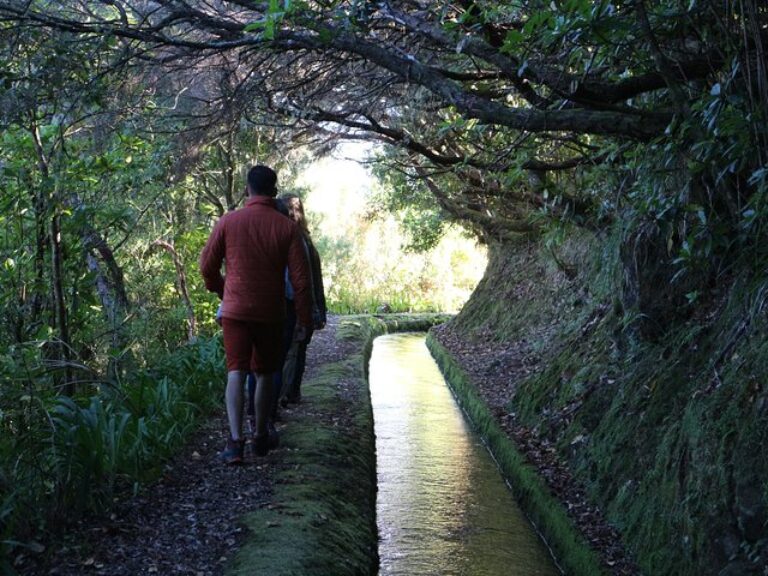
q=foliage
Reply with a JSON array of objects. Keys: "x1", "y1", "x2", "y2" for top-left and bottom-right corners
[
  {"x1": 295, "y1": 153, "x2": 487, "y2": 314},
  {"x1": 0, "y1": 1, "x2": 767, "y2": 573},
  {"x1": 453, "y1": 231, "x2": 768, "y2": 575},
  {"x1": 1, "y1": 0, "x2": 765, "y2": 316},
  {"x1": 3, "y1": 0, "x2": 762, "y2": 244},
  {"x1": 371, "y1": 159, "x2": 448, "y2": 252},
  {"x1": 0, "y1": 336, "x2": 223, "y2": 560}
]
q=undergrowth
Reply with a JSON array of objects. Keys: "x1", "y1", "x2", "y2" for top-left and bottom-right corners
[
  {"x1": 328, "y1": 288, "x2": 442, "y2": 315},
  {"x1": 0, "y1": 336, "x2": 224, "y2": 571}
]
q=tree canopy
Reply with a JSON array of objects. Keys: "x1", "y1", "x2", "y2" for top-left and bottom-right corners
[{"x1": 2, "y1": 0, "x2": 765, "y2": 241}]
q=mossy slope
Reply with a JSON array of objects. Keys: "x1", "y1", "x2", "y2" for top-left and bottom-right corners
[{"x1": 449, "y1": 231, "x2": 768, "y2": 576}]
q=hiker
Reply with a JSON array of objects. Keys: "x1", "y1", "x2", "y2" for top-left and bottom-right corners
[
  {"x1": 200, "y1": 165, "x2": 312, "y2": 464},
  {"x1": 263, "y1": 259, "x2": 296, "y2": 423},
  {"x1": 278, "y1": 193, "x2": 327, "y2": 406},
  {"x1": 243, "y1": 198, "x2": 293, "y2": 431}
]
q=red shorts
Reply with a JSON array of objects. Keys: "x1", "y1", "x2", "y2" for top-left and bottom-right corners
[{"x1": 221, "y1": 318, "x2": 283, "y2": 373}]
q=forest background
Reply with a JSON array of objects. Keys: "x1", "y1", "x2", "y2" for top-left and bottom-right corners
[{"x1": 0, "y1": 1, "x2": 766, "y2": 575}]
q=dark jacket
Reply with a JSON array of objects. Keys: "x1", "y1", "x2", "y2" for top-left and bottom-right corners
[
  {"x1": 199, "y1": 196, "x2": 312, "y2": 326},
  {"x1": 303, "y1": 235, "x2": 327, "y2": 327}
]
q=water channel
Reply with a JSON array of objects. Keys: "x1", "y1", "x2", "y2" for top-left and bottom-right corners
[{"x1": 370, "y1": 333, "x2": 559, "y2": 576}]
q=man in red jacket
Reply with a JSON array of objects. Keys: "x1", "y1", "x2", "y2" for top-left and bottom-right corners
[{"x1": 200, "y1": 165, "x2": 312, "y2": 463}]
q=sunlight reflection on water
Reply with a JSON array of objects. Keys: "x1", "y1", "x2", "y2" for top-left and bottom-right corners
[{"x1": 370, "y1": 333, "x2": 559, "y2": 576}]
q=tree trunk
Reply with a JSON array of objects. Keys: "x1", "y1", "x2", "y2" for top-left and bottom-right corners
[
  {"x1": 220, "y1": 131, "x2": 237, "y2": 211},
  {"x1": 81, "y1": 228, "x2": 131, "y2": 382},
  {"x1": 152, "y1": 239, "x2": 197, "y2": 342},
  {"x1": 50, "y1": 210, "x2": 74, "y2": 394},
  {"x1": 32, "y1": 188, "x2": 47, "y2": 325},
  {"x1": 31, "y1": 123, "x2": 73, "y2": 393}
]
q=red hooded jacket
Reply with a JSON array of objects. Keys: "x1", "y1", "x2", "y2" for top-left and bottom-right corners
[{"x1": 199, "y1": 196, "x2": 312, "y2": 327}]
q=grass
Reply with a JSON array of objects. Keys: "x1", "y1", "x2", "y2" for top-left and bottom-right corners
[
  {"x1": 327, "y1": 288, "x2": 443, "y2": 315},
  {"x1": 505, "y1": 270, "x2": 768, "y2": 575},
  {"x1": 0, "y1": 336, "x2": 225, "y2": 568},
  {"x1": 447, "y1": 227, "x2": 768, "y2": 576}
]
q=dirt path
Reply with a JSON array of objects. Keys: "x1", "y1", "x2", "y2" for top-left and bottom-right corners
[
  {"x1": 19, "y1": 413, "x2": 270, "y2": 575},
  {"x1": 19, "y1": 319, "x2": 351, "y2": 576}
]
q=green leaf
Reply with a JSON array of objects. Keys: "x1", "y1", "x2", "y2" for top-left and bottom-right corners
[
  {"x1": 244, "y1": 19, "x2": 266, "y2": 32},
  {"x1": 264, "y1": 19, "x2": 276, "y2": 40},
  {"x1": 502, "y1": 29, "x2": 525, "y2": 51}
]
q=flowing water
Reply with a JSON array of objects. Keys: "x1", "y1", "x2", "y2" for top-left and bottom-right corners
[{"x1": 370, "y1": 333, "x2": 559, "y2": 576}]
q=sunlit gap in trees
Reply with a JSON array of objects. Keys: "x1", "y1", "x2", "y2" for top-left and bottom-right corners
[{"x1": 296, "y1": 143, "x2": 487, "y2": 314}]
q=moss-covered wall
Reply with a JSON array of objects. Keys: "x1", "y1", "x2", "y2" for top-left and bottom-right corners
[{"x1": 451, "y1": 231, "x2": 768, "y2": 576}]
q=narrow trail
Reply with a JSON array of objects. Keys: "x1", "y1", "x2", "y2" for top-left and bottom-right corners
[
  {"x1": 22, "y1": 320, "x2": 349, "y2": 576},
  {"x1": 23, "y1": 413, "x2": 270, "y2": 575}
]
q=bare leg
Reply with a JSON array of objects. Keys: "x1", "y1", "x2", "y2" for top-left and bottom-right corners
[
  {"x1": 253, "y1": 372, "x2": 273, "y2": 438},
  {"x1": 226, "y1": 370, "x2": 246, "y2": 441}
]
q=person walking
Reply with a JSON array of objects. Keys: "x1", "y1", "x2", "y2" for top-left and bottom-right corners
[
  {"x1": 279, "y1": 193, "x2": 326, "y2": 406},
  {"x1": 200, "y1": 165, "x2": 312, "y2": 464},
  {"x1": 244, "y1": 199, "x2": 293, "y2": 435}
]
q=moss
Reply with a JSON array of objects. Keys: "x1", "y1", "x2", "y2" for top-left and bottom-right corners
[
  {"x1": 454, "y1": 228, "x2": 603, "y2": 343},
  {"x1": 225, "y1": 268, "x2": 768, "y2": 576},
  {"x1": 451, "y1": 232, "x2": 768, "y2": 576}
]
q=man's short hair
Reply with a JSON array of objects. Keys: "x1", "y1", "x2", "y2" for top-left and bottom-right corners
[{"x1": 247, "y1": 165, "x2": 277, "y2": 197}]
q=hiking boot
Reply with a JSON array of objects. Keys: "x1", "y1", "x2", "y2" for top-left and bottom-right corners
[
  {"x1": 253, "y1": 434, "x2": 269, "y2": 457},
  {"x1": 267, "y1": 421, "x2": 280, "y2": 449},
  {"x1": 219, "y1": 437, "x2": 245, "y2": 465},
  {"x1": 246, "y1": 416, "x2": 256, "y2": 438},
  {"x1": 253, "y1": 423, "x2": 279, "y2": 457}
]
